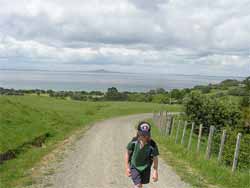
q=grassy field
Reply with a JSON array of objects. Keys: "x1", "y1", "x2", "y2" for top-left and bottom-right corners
[
  {"x1": 149, "y1": 119, "x2": 250, "y2": 188},
  {"x1": 0, "y1": 95, "x2": 182, "y2": 188}
]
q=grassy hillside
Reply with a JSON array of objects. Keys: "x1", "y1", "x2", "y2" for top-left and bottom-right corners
[{"x1": 0, "y1": 95, "x2": 182, "y2": 187}]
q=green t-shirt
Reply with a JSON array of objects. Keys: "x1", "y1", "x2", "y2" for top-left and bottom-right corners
[{"x1": 126, "y1": 139, "x2": 159, "y2": 171}]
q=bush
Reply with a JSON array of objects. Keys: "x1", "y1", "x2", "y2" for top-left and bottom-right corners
[
  {"x1": 228, "y1": 87, "x2": 248, "y2": 96},
  {"x1": 184, "y1": 92, "x2": 242, "y2": 133},
  {"x1": 240, "y1": 96, "x2": 250, "y2": 108},
  {"x1": 128, "y1": 93, "x2": 150, "y2": 102},
  {"x1": 220, "y1": 79, "x2": 240, "y2": 87},
  {"x1": 242, "y1": 108, "x2": 250, "y2": 133},
  {"x1": 152, "y1": 94, "x2": 169, "y2": 104},
  {"x1": 214, "y1": 92, "x2": 226, "y2": 98}
]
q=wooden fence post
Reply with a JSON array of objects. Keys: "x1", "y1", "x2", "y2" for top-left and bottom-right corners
[
  {"x1": 196, "y1": 124, "x2": 203, "y2": 153},
  {"x1": 153, "y1": 111, "x2": 157, "y2": 124},
  {"x1": 187, "y1": 122, "x2": 195, "y2": 150},
  {"x1": 232, "y1": 133, "x2": 242, "y2": 172},
  {"x1": 159, "y1": 112, "x2": 162, "y2": 129},
  {"x1": 218, "y1": 130, "x2": 226, "y2": 163},
  {"x1": 159, "y1": 111, "x2": 163, "y2": 131},
  {"x1": 162, "y1": 111, "x2": 167, "y2": 135},
  {"x1": 164, "y1": 112, "x2": 169, "y2": 135},
  {"x1": 181, "y1": 121, "x2": 187, "y2": 145},
  {"x1": 170, "y1": 117, "x2": 175, "y2": 138},
  {"x1": 160, "y1": 111, "x2": 166, "y2": 135},
  {"x1": 175, "y1": 120, "x2": 181, "y2": 144},
  {"x1": 156, "y1": 112, "x2": 159, "y2": 128},
  {"x1": 205, "y1": 126, "x2": 215, "y2": 160},
  {"x1": 165, "y1": 113, "x2": 172, "y2": 136},
  {"x1": 152, "y1": 112, "x2": 155, "y2": 124}
]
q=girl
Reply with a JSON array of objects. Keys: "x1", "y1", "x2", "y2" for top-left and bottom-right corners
[{"x1": 125, "y1": 121, "x2": 159, "y2": 188}]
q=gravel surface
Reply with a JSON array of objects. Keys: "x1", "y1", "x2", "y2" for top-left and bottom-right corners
[{"x1": 31, "y1": 113, "x2": 190, "y2": 188}]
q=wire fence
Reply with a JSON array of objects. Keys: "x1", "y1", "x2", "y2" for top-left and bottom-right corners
[{"x1": 152, "y1": 111, "x2": 250, "y2": 173}]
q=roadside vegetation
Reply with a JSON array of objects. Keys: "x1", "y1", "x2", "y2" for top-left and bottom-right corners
[
  {"x1": 148, "y1": 76, "x2": 250, "y2": 188},
  {"x1": 150, "y1": 122, "x2": 250, "y2": 188}
]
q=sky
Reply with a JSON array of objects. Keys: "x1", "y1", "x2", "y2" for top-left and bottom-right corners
[{"x1": 0, "y1": 0, "x2": 250, "y2": 76}]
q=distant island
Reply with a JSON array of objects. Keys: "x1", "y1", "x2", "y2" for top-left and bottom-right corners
[
  {"x1": 0, "y1": 68, "x2": 129, "y2": 74},
  {"x1": 87, "y1": 69, "x2": 126, "y2": 74}
]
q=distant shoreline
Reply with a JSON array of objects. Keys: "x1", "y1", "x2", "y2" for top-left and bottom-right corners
[{"x1": 0, "y1": 68, "x2": 246, "y2": 79}]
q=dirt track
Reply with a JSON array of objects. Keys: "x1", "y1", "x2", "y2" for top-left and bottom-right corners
[{"x1": 35, "y1": 113, "x2": 190, "y2": 188}]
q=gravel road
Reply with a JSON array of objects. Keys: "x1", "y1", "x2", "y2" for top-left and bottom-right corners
[{"x1": 37, "y1": 113, "x2": 190, "y2": 188}]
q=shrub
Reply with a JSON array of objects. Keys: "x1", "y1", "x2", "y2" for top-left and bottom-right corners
[
  {"x1": 184, "y1": 92, "x2": 242, "y2": 133},
  {"x1": 228, "y1": 87, "x2": 248, "y2": 96}
]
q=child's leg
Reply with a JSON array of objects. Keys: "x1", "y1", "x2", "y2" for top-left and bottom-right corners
[
  {"x1": 134, "y1": 184, "x2": 142, "y2": 188},
  {"x1": 130, "y1": 165, "x2": 143, "y2": 188},
  {"x1": 141, "y1": 166, "x2": 151, "y2": 185}
]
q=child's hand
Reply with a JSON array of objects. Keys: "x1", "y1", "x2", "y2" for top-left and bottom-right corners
[
  {"x1": 125, "y1": 167, "x2": 131, "y2": 177},
  {"x1": 152, "y1": 169, "x2": 158, "y2": 182}
]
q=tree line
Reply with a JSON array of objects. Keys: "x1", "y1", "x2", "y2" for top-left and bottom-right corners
[{"x1": 0, "y1": 77, "x2": 249, "y2": 105}]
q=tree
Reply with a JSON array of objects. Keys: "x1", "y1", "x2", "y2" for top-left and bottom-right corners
[
  {"x1": 220, "y1": 79, "x2": 240, "y2": 87},
  {"x1": 105, "y1": 87, "x2": 127, "y2": 101},
  {"x1": 240, "y1": 76, "x2": 250, "y2": 107},
  {"x1": 242, "y1": 76, "x2": 250, "y2": 89},
  {"x1": 156, "y1": 88, "x2": 166, "y2": 94}
]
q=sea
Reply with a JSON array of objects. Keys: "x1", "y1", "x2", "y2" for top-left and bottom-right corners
[{"x1": 0, "y1": 69, "x2": 245, "y2": 92}]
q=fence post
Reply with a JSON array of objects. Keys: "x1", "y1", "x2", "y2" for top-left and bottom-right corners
[
  {"x1": 152, "y1": 112, "x2": 155, "y2": 124},
  {"x1": 162, "y1": 111, "x2": 167, "y2": 135},
  {"x1": 156, "y1": 112, "x2": 160, "y2": 128},
  {"x1": 205, "y1": 126, "x2": 215, "y2": 160},
  {"x1": 218, "y1": 130, "x2": 226, "y2": 163},
  {"x1": 160, "y1": 111, "x2": 166, "y2": 135},
  {"x1": 232, "y1": 133, "x2": 242, "y2": 172},
  {"x1": 181, "y1": 121, "x2": 187, "y2": 145},
  {"x1": 196, "y1": 124, "x2": 203, "y2": 153},
  {"x1": 175, "y1": 120, "x2": 181, "y2": 144},
  {"x1": 170, "y1": 117, "x2": 175, "y2": 138},
  {"x1": 165, "y1": 113, "x2": 172, "y2": 136},
  {"x1": 164, "y1": 112, "x2": 169, "y2": 135},
  {"x1": 187, "y1": 122, "x2": 195, "y2": 150},
  {"x1": 165, "y1": 113, "x2": 169, "y2": 135},
  {"x1": 153, "y1": 112, "x2": 157, "y2": 124},
  {"x1": 159, "y1": 111, "x2": 163, "y2": 131}
]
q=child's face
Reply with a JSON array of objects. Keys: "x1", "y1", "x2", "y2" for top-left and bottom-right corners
[{"x1": 139, "y1": 135, "x2": 150, "y2": 142}]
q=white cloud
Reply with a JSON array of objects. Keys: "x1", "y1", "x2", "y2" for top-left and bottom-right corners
[{"x1": 0, "y1": 0, "x2": 249, "y2": 76}]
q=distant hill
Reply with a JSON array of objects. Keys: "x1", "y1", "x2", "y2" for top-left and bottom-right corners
[
  {"x1": 0, "y1": 68, "x2": 129, "y2": 74},
  {"x1": 87, "y1": 69, "x2": 125, "y2": 74}
]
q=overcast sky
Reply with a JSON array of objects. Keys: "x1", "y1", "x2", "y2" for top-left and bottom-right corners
[{"x1": 0, "y1": 0, "x2": 250, "y2": 76}]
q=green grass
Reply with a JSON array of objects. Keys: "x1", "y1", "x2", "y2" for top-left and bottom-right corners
[
  {"x1": 149, "y1": 119, "x2": 250, "y2": 188},
  {"x1": 0, "y1": 95, "x2": 183, "y2": 188}
]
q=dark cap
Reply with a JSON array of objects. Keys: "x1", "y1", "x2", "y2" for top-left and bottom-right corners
[{"x1": 137, "y1": 121, "x2": 151, "y2": 136}]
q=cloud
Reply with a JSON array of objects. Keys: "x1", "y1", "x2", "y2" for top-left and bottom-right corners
[
  {"x1": 129, "y1": 0, "x2": 168, "y2": 11},
  {"x1": 0, "y1": 0, "x2": 249, "y2": 76}
]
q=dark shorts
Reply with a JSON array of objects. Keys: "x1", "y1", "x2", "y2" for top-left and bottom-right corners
[{"x1": 130, "y1": 165, "x2": 151, "y2": 185}]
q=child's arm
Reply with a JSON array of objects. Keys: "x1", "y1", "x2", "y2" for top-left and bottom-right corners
[
  {"x1": 124, "y1": 150, "x2": 132, "y2": 177},
  {"x1": 152, "y1": 156, "x2": 158, "y2": 182}
]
